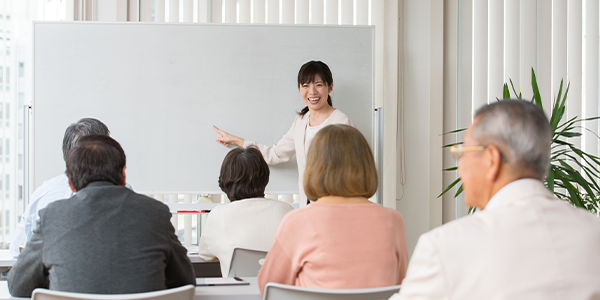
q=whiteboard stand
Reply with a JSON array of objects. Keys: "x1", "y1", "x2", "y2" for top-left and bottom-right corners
[
  {"x1": 375, "y1": 107, "x2": 384, "y2": 205},
  {"x1": 23, "y1": 105, "x2": 32, "y2": 209}
]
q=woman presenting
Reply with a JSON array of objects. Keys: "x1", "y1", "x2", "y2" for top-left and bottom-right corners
[{"x1": 213, "y1": 60, "x2": 355, "y2": 206}]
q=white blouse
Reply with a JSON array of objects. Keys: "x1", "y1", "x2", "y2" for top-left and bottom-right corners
[
  {"x1": 244, "y1": 109, "x2": 355, "y2": 204},
  {"x1": 198, "y1": 198, "x2": 294, "y2": 277},
  {"x1": 304, "y1": 120, "x2": 327, "y2": 155}
]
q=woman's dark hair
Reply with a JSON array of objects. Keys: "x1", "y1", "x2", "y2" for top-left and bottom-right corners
[
  {"x1": 297, "y1": 60, "x2": 334, "y2": 117},
  {"x1": 66, "y1": 134, "x2": 126, "y2": 191},
  {"x1": 219, "y1": 147, "x2": 270, "y2": 201}
]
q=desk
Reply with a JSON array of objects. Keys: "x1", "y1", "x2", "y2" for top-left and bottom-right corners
[
  {"x1": 0, "y1": 251, "x2": 14, "y2": 269},
  {"x1": 0, "y1": 277, "x2": 261, "y2": 300},
  {"x1": 0, "y1": 250, "x2": 222, "y2": 278},
  {"x1": 0, "y1": 250, "x2": 208, "y2": 267}
]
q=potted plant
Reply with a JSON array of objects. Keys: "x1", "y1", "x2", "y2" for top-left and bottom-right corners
[{"x1": 440, "y1": 68, "x2": 600, "y2": 215}]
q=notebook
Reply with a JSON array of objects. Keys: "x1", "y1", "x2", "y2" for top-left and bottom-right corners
[{"x1": 196, "y1": 277, "x2": 250, "y2": 286}]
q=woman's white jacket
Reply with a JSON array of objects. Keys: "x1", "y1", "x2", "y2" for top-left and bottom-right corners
[{"x1": 244, "y1": 109, "x2": 355, "y2": 205}]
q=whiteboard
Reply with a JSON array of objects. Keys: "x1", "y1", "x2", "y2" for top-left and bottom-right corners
[{"x1": 32, "y1": 22, "x2": 374, "y2": 194}]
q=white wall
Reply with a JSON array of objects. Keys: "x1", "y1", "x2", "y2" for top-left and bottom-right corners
[{"x1": 397, "y1": 0, "x2": 444, "y2": 256}]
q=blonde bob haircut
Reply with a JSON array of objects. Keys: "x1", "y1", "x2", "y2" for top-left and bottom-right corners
[{"x1": 304, "y1": 124, "x2": 378, "y2": 200}]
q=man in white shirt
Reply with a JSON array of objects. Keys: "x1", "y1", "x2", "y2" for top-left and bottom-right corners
[
  {"x1": 392, "y1": 100, "x2": 600, "y2": 299},
  {"x1": 10, "y1": 118, "x2": 112, "y2": 257}
]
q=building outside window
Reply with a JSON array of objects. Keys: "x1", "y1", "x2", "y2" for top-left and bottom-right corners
[{"x1": 0, "y1": 0, "x2": 69, "y2": 248}]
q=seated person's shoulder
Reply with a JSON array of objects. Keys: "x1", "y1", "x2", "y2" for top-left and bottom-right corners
[
  {"x1": 363, "y1": 204, "x2": 405, "y2": 223},
  {"x1": 32, "y1": 174, "x2": 71, "y2": 198},
  {"x1": 206, "y1": 199, "x2": 286, "y2": 221},
  {"x1": 229, "y1": 197, "x2": 293, "y2": 207},
  {"x1": 264, "y1": 198, "x2": 294, "y2": 210},
  {"x1": 41, "y1": 173, "x2": 69, "y2": 186},
  {"x1": 127, "y1": 191, "x2": 171, "y2": 211}
]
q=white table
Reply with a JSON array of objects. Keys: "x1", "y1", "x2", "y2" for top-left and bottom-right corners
[
  {"x1": 0, "y1": 249, "x2": 222, "y2": 278},
  {"x1": 194, "y1": 277, "x2": 261, "y2": 300},
  {"x1": 0, "y1": 249, "x2": 207, "y2": 267},
  {"x1": 0, "y1": 277, "x2": 261, "y2": 300},
  {"x1": 0, "y1": 251, "x2": 15, "y2": 268}
]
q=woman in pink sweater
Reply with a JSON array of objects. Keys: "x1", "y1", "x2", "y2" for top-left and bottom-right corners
[{"x1": 257, "y1": 124, "x2": 408, "y2": 295}]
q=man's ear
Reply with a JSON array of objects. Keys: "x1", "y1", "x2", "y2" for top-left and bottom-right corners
[
  {"x1": 121, "y1": 166, "x2": 127, "y2": 186},
  {"x1": 68, "y1": 178, "x2": 77, "y2": 193},
  {"x1": 485, "y1": 145, "x2": 503, "y2": 182}
]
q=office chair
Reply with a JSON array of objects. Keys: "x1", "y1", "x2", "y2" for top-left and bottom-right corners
[
  {"x1": 263, "y1": 282, "x2": 402, "y2": 300},
  {"x1": 31, "y1": 285, "x2": 195, "y2": 300},
  {"x1": 227, "y1": 247, "x2": 268, "y2": 277}
]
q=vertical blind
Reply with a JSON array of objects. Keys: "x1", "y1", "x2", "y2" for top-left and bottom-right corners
[{"x1": 131, "y1": 0, "x2": 371, "y2": 25}]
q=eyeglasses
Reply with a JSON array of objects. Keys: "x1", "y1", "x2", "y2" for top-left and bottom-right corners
[
  {"x1": 450, "y1": 144, "x2": 508, "y2": 162},
  {"x1": 450, "y1": 145, "x2": 485, "y2": 160}
]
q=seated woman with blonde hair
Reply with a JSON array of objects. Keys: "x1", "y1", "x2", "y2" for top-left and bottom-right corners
[{"x1": 257, "y1": 124, "x2": 408, "y2": 294}]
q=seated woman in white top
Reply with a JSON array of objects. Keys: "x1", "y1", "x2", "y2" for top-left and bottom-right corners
[{"x1": 198, "y1": 146, "x2": 294, "y2": 277}]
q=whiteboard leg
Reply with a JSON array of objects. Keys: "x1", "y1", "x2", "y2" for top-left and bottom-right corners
[
  {"x1": 184, "y1": 194, "x2": 192, "y2": 247},
  {"x1": 169, "y1": 194, "x2": 179, "y2": 234}
]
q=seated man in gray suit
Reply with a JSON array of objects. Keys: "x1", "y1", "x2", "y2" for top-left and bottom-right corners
[
  {"x1": 10, "y1": 118, "x2": 121, "y2": 258},
  {"x1": 392, "y1": 100, "x2": 600, "y2": 299},
  {"x1": 8, "y1": 135, "x2": 195, "y2": 297}
]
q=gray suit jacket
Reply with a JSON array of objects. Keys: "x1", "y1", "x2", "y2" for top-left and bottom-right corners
[{"x1": 8, "y1": 181, "x2": 195, "y2": 297}]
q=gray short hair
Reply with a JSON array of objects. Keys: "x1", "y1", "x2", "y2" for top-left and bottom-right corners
[
  {"x1": 62, "y1": 118, "x2": 110, "y2": 160},
  {"x1": 471, "y1": 100, "x2": 551, "y2": 179}
]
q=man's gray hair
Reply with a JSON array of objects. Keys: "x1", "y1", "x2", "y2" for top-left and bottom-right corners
[
  {"x1": 62, "y1": 118, "x2": 110, "y2": 160},
  {"x1": 471, "y1": 100, "x2": 551, "y2": 179}
]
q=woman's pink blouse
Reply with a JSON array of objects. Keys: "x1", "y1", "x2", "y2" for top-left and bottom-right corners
[{"x1": 258, "y1": 203, "x2": 408, "y2": 295}]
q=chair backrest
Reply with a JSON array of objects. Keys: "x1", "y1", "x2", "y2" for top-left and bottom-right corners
[
  {"x1": 31, "y1": 285, "x2": 195, "y2": 300},
  {"x1": 263, "y1": 283, "x2": 402, "y2": 300},
  {"x1": 228, "y1": 247, "x2": 268, "y2": 277}
]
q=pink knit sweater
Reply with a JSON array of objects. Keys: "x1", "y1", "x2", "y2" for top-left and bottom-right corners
[{"x1": 257, "y1": 202, "x2": 408, "y2": 295}]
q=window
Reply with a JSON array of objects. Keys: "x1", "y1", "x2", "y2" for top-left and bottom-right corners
[
  {"x1": 5, "y1": 139, "x2": 8, "y2": 155},
  {"x1": 5, "y1": 175, "x2": 9, "y2": 190},
  {"x1": 0, "y1": 0, "x2": 99, "y2": 247}
]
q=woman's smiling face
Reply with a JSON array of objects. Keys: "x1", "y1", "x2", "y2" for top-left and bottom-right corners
[{"x1": 299, "y1": 74, "x2": 333, "y2": 112}]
